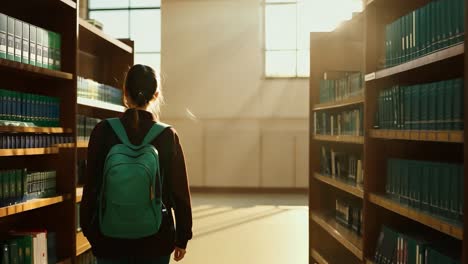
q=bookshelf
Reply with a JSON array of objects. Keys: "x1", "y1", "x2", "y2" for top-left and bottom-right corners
[
  {"x1": 310, "y1": 0, "x2": 467, "y2": 263},
  {"x1": 309, "y1": 12, "x2": 365, "y2": 264},
  {"x1": 0, "y1": 1, "x2": 134, "y2": 262}
]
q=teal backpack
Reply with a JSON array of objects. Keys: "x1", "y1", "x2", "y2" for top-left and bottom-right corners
[{"x1": 98, "y1": 118, "x2": 170, "y2": 239}]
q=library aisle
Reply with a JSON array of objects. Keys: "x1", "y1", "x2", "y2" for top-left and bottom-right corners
[{"x1": 176, "y1": 193, "x2": 308, "y2": 264}]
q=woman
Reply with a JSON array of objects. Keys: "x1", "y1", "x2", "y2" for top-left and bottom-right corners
[{"x1": 80, "y1": 64, "x2": 192, "y2": 264}]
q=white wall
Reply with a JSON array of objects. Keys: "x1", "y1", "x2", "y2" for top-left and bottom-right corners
[{"x1": 161, "y1": 0, "x2": 309, "y2": 188}]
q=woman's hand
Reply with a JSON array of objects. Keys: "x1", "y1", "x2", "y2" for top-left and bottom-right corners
[{"x1": 174, "y1": 247, "x2": 186, "y2": 262}]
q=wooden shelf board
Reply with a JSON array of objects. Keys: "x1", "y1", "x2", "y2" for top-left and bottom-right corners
[
  {"x1": 369, "y1": 193, "x2": 463, "y2": 240},
  {"x1": 0, "y1": 147, "x2": 59, "y2": 156},
  {"x1": 60, "y1": 0, "x2": 77, "y2": 9},
  {"x1": 366, "y1": 259, "x2": 375, "y2": 264},
  {"x1": 311, "y1": 248, "x2": 329, "y2": 264},
  {"x1": 79, "y1": 18, "x2": 133, "y2": 54},
  {"x1": 0, "y1": 126, "x2": 72, "y2": 134},
  {"x1": 314, "y1": 173, "x2": 364, "y2": 198},
  {"x1": 56, "y1": 258, "x2": 72, "y2": 264},
  {"x1": 313, "y1": 134, "x2": 364, "y2": 144},
  {"x1": 365, "y1": 44, "x2": 464, "y2": 81},
  {"x1": 76, "y1": 187, "x2": 83, "y2": 203},
  {"x1": 313, "y1": 95, "x2": 364, "y2": 111},
  {"x1": 0, "y1": 58, "x2": 73, "y2": 80},
  {"x1": 310, "y1": 211, "x2": 363, "y2": 260},
  {"x1": 0, "y1": 195, "x2": 65, "y2": 218},
  {"x1": 77, "y1": 141, "x2": 89, "y2": 148},
  {"x1": 78, "y1": 97, "x2": 126, "y2": 113},
  {"x1": 370, "y1": 129, "x2": 463, "y2": 143},
  {"x1": 76, "y1": 231, "x2": 91, "y2": 256}
]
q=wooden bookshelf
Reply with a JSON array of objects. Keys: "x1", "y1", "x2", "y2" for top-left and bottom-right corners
[
  {"x1": 0, "y1": 147, "x2": 59, "y2": 156},
  {"x1": 314, "y1": 173, "x2": 364, "y2": 199},
  {"x1": 370, "y1": 129, "x2": 464, "y2": 143},
  {"x1": 0, "y1": 58, "x2": 74, "y2": 80},
  {"x1": 313, "y1": 95, "x2": 365, "y2": 111},
  {"x1": 76, "y1": 187, "x2": 83, "y2": 203},
  {"x1": 311, "y1": 248, "x2": 329, "y2": 264},
  {"x1": 313, "y1": 134, "x2": 364, "y2": 144},
  {"x1": 365, "y1": 43, "x2": 464, "y2": 81},
  {"x1": 77, "y1": 97, "x2": 126, "y2": 113},
  {"x1": 311, "y1": 211, "x2": 364, "y2": 260},
  {"x1": 0, "y1": 126, "x2": 72, "y2": 134},
  {"x1": 369, "y1": 193, "x2": 463, "y2": 240},
  {"x1": 0, "y1": 2, "x2": 133, "y2": 262},
  {"x1": 0, "y1": 195, "x2": 66, "y2": 218},
  {"x1": 76, "y1": 231, "x2": 91, "y2": 257}
]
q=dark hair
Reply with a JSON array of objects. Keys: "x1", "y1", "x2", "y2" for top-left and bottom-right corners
[{"x1": 124, "y1": 64, "x2": 159, "y2": 130}]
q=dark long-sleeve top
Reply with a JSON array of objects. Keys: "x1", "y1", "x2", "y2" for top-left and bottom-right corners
[{"x1": 80, "y1": 109, "x2": 192, "y2": 258}]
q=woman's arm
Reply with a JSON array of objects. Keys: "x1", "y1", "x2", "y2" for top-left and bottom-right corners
[{"x1": 169, "y1": 130, "x2": 193, "y2": 249}]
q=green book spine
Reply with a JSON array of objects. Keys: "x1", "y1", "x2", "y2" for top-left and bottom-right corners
[
  {"x1": 435, "y1": 0, "x2": 442, "y2": 50},
  {"x1": 449, "y1": 164, "x2": 458, "y2": 220},
  {"x1": 420, "y1": 84, "x2": 428, "y2": 130},
  {"x1": 436, "y1": 81, "x2": 445, "y2": 130},
  {"x1": 430, "y1": 1, "x2": 437, "y2": 52},
  {"x1": 458, "y1": 165, "x2": 463, "y2": 221},
  {"x1": 428, "y1": 82, "x2": 437, "y2": 130},
  {"x1": 453, "y1": 78, "x2": 463, "y2": 130},
  {"x1": 421, "y1": 163, "x2": 430, "y2": 212},
  {"x1": 0, "y1": 13, "x2": 6, "y2": 59},
  {"x1": 386, "y1": 24, "x2": 391, "y2": 67},
  {"x1": 29, "y1": 26, "x2": 36, "y2": 66},
  {"x1": 55, "y1": 32, "x2": 60, "y2": 70},
  {"x1": 440, "y1": 164, "x2": 451, "y2": 218},
  {"x1": 48, "y1": 31, "x2": 54, "y2": 70},
  {"x1": 386, "y1": 159, "x2": 393, "y2": 195},
  {"x1": 42, "y1": 29, "x2": 49, "y2": 69},
  {"x1": 458, "y1": 0, "x2": 465, "y2": 43},
  {"x1": 415, "y1": 8, "x2": 421, "y2": 58},
  {"x1": 36, "y1": 27, "x2": 43, "y2": 68},
  {"x1": 429, "y1": 163, "x2": 439, "y2": 215},
  {"x1": 2, "y1": 243, "x2": 9, "y2": 264},
  {"x1": 442, "y1": 0, "x2": 449, "y2": 48},
  {"x1": 0, "y1": 171, "x2": 3, "y2": 204},
  {"x1": 411, "y1": 11, "x2": 416, "y2": 60},
  {"x1": 6, "y1": 16, "x2": 14, "y2": 60},
  {"x1": 16, "y1": 169, "x2": 22, "y2": 202},
  {"x1": 3, "y1": 171, "x2": 9, "y2": 205},
  {"x1": 21, "y1": 22, "x2": 29, "y2": 64},
  {"x1": 445, "y1": 79, "x2": 454, "y2": 130},
  {"x1": 17, "y1": 237, "x2": 24, "y2": 264},
  {"x1": 14, "y1": 19, "x2": 22, "y2": 62},
  {"x1": 412, "y1": 85, "x2": 421, "y2": 130},
  {"x1": 9, "y1": 169, "x2": 16, "y2": 203},
  {"x1": 8, "y1": 239, "x2": 18, "y2": 264},
  {"x1": 420, "y1": 4, "x2": 427, "y2": 57},
  {"x1": 402, "y1": 14, "x2": 408, "y2": 63},
  {"x1": 391, "y1": 21, "x2": 397, "y2": 67}
]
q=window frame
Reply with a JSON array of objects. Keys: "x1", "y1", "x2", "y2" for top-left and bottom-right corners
[{"x1": 263, "y1": 0, "x2": 309, "y2": 79}]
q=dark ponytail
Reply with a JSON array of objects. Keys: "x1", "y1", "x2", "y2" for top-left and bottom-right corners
[{"x1": 123, "y1": 64, "x2": 159, "y2": 130}]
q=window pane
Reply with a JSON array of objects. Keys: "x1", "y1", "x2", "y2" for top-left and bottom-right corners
[
  {"x1": 89, "y1": 0, "x2": 129, "y2": 9},
  {"x1": 265, "y1": 51, "x2": 296, "y2": 77},
  {"x1": 297, "y1": 50, "x2": 309, "y2": 77},
  {"x1": 130, "y1": 0, "x2": 161, "y2": 7},
  {"x1": 130, "y1": 10, "x2": 161, "y2": 52},
  {"x1": 135, "y1": 53, "x2": 161, "y2": 74},
  {"x1": 265, "y1": 4, "x2": 296, "y2": 50},
  {"x1": 89, "y1": 11, "x2": 130, "y2": 38}
]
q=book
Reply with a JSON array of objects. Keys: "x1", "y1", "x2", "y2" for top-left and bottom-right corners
[
  {"x1": 0, "y1": 13, "x2": 6, "y2": 59},
  {"x1": 21, "y1": 22, "x2": 29, "y2": 64},
  {"x1": 42, "y1": 29, "x2": 49, "y2": 69},
  {"x1": 36, "y1": 27, "x2": 43, "y2": 68},
  {"x1": 7, "y1": 16, "x2": 14, "y2": 61},
  {"x1": 29, "y1": 26, "x2": 36, "y2": 66},
  {"x1": 14, "y1": 19, "x2": 22, "y2": 62}
]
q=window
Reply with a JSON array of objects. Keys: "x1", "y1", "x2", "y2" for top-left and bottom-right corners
[
  {"x1": 264, "y1": 0, "x2": 363, "y2": 78},
  {"x1": 88, "y1": 0, "x2": 161, "y2": 73}
]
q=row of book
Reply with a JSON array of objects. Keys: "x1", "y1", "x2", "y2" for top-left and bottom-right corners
[
  {"x1": 318, "y1": 72, "x2": 364, "y2": 104},
  {"x1": 375, "y1": 78, "x2": 464, "y2": 131},
  {"x1": 314, "y1": 106, "x2": 364, "y2": 136},
  {"x1": 374, "y1": 226, "x2": 460, "y2": 264},
  {"x1": 335, "y1": 199, "x2": 362, "y2": 236},
  {"x1": 0, "y1": 89, "x2": 61, "y2": 127},
  {"x1": 386, "y1": 159, "x2": 463, "y2": 222},
  {"x1": 319, "y1": 146, "x2": 363, "y2": 187},
  {"x1": 77, "y1": 250, "x2": 97, "y2": 264},
  {"x1": 0, "y1": 169, "x2": 57, "y2": 207},
  {"x1": 0, "y1": 13, "x2": 61, "y2": 70},
  {"x1": 1, "y1": 231, "x2": 57, "y2": 264},
  {"x1": 78, "y1": 76, "x2": 123, "y2": 106},
  {"x1": 77, "y1": 115, "x2": 101, "y2": 142},
  {"x1": 385, "y1": 0, "x2": 465, "y2": 67},
  {"x1": 0, "y1": 134, "x2": 73, "y2": 149}
]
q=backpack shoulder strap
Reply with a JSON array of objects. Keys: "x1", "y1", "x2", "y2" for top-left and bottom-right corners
[
  {"x1": 141, "y1": 122, "x2": 171, "y2": 146},
  {"x1": 107, "y1": 118, "x2": 133, "y2": 146}
]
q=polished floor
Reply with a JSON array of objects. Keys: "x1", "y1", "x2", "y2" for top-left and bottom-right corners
[{"x1": 172, "y1": 192, "x2": 308, "y2": 264}]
